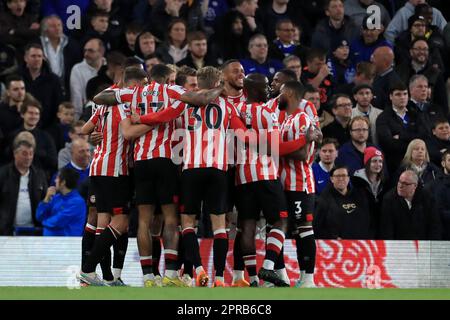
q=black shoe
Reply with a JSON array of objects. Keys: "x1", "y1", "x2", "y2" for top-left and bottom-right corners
[
  {"x1": 258, "y1": 268, "x2": 290, "y2": 287},
  {"x1": 250, "y1": 281, "x2": 259, "y2": 287}
]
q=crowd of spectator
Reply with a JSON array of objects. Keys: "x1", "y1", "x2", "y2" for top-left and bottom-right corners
[{"x1": 1, "y1": 0, "x2": 450, "y2": 241}]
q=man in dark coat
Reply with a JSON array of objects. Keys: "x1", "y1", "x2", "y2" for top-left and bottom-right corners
[
  {"x1": 0, "y1": 137, "x2": 47, "y2": 236},
  {"x1": 380, "y1": 170, "x2": 441, "y2": 240}
]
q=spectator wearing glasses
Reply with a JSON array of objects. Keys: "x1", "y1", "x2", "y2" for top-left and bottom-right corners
[
  {"x1": 336, "y1": 116, "x2": 374, "y2": 175},
  {"x1": 395, "y1": 37, "x2": 448, "y2": 113},
  {"x1": 314, "y1": 165, "x2": 372, "y2": 239},
  {"x1": 351, "y1": 84, "x2": 382, "y2": 145},
  {"x1": 394, "y1": 14, "x2": 445, "y2": 72},
  {"x1": 269, "y1": 18, "x2": 309, "y2": 65},
  {"x1": 380, "y1": 169, "x2": 441, "y2": 240},
  {"x1": 322, "y1": 94, "x2": 353, "y2": 146},
  {"x1": 70, "y1": 38, "x2": 106, "y2": 119}
]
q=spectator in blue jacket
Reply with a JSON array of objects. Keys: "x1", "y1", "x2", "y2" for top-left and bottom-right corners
[
  {"x1": 240, "y1": 34, "x2": 283, "y2": 80},
  {"x1": 36, "y1": 167, "x2": 86, "y2": 236},
  {"x1": 350, "y1": 15, "x2": 392, "y2": 66},
  {"x1": 336, "y1": 116, "x2": 375, "y2": 175}
]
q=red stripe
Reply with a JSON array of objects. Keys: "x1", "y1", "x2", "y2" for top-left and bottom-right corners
[
  {"x1": 279, "y1": 211, "x2": 288, "y2": 218},
  {"x1": 140, "y1": 259, "x2": 152, "y2": 266},
  {"x1": 268, "y1": 230, "x2": 285, "y2": 243},
  {"x1": 214, "y1": 233, "x2": 227, "y2": 240},
  {"x1": 165, "y1": 253, "x2": 178, "y2": 261},
  {"x1": 267, "y1": 243, "x2": 282, "y2": 254},
  {"x1": 113, "y1": 207, "x2": 123, "y2": 215},
  {"x1": 85, "y1": 227, "x2": 96, "y2": 234},
  {"x1": 306, "y1": 213, "x2": 313, "y2": 222}
]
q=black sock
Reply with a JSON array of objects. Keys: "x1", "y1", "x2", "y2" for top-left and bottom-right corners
[
  {"x1": 243, "y1": 254, "x2": 257, "y2": 276},
  {"x1": 274, "y1": 246, "x2": 286, "y2": 269},
  {"x1": 81, "y1": 225, "x2": 96, "y2": 268},
  {"x1": 152, "y1": 236, "x2": 162, "y2": 276},
  {"x1": 182, "y1": 228, "x2": 202, "y2": 268},
  {"x1": 233, "y1": 231, "x2": 245, "y2": 271},
  {"x1": 113, "y1": 232, "x2": 128, "y2": 271},
  {"x1": 177, "y1": 231, "x2": 193, "y2": 277},
  {"x1": 213, "y1": 230, "x2": 228, "y2": 277},
  {"x1": 83, "y1": 226, "x2": 120, "y2": 274},
  {"x1": 297, "y1": 234, "x2": 316, "y2": 274}
]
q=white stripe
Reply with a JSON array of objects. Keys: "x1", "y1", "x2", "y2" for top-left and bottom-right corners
[
  {"x1": 140, "y1": 256, "x2": 152, "y2": 260},
  {"x1": 267, "y1": 237, "x2": 283, "y2": 249},
  {"x1": 213, "y1": 228, "x2": 227, "y2": 235},
  {"x1": 300, "y1": 230, "x2": 314, "y2": 238},
  {"x1": 194, "y1": 112, "x2": 202, "y2": 168},
  {"x1": 164, "y1": 249, "x2": 178, "y2": 255},
  {"x1": 270, "y1": 228, "x2": 285, "y2": 238},
  {"x1": 244, "y1": 259, "x2": 257, "y2": 266}
]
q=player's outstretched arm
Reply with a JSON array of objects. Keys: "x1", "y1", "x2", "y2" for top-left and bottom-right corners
[
  {"x1": 120, "y1": 118, "x2": 152, "y2": 140},
  {"x1": 93, "y1": 90, "x2": 120, "y2": 105},
  {"x1": 178, "y1": 85, "x2": 224, "y2": 106}
]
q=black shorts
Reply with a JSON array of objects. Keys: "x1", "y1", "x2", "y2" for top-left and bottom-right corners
[
  {"x1": 285, "y1": 191, "x2": 315, "y2": 233},
  {"x1": 134, "y1": 158, "x2": 179, "y2": 206},
  {"x1": 89, "y1": 175, "x2": 131, "y2": 215},
  {"x1": 226, "y1": 166, "x2": 236, "y2": 212},
  {"x1": 235, "y1": 179, "x2": 287, "y2": 225},
  {"x1": 181, "y1": 168, "x2": 227, "y2": 215}
]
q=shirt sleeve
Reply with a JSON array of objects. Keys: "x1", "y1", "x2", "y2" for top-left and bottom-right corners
[
  {"x1": 140, "y1": 101, "x2": 186, "y2": 125},
  {"x1": 167, "y1": 84, "x2": 186, "y2": 100},
  {"x1": 115, "y1": 87, "x2": 137, "y2": 104},
  {"x1": 88, "y1": 106, "x2": 101, "y2": 126}
]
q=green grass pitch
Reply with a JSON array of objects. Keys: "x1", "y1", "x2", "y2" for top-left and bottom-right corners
[{"x1": 1, "y1": 287, "x2": 450, "y2": 300}]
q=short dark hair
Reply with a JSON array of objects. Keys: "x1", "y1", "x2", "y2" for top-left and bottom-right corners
[
  {"x1": 149, "y1": 64, "x2": 173, "y2": 83},
  {"x1": 20, "y1": 96, "x2": 42, "y2": 114},
  {"x1": 306, "y1": 48, "x2": 327, "y2": 63},
  {"x1": 126, "y1": 21, "x2": 144, "y2": 34},
  {"x1": 220, "y1": 59, "x2": 241, "y2": 71},
  {"x1": 90, "y1": 9, "x2": 110, "y2": 19},
  {"x1": 276, "y1": 18, "x2": 293, "y2": 30},
  {"x1": 410, "y1": 37, "x2": 428, "y2": 50},
  {"x1": 24, "y1": 42, "x2": 43, "y2": 53},
  {"x1": 58, "y1": 167, "x2": 79, "y2": 190},
  {"x1": 302, "y1": 84, "x2": 319, "y2": 97},
  {"x1": 442, "y1": 150, "x2": 450, "y2": 162},
  {"x1": 5, "y1": 74, "x2": 24, "y2": 89},
  {"x1": 277, "y1": 68, "x2": 298, "y2": 81},
  {"x1": 176, "y1": 66, "x2": 197, "y2": 86},
  {"x1": 123, "y1": 57, "x2": 143, "y2": 69},
  {"x1": 330, "y1": 93, "x2": 351, "y2": 109},
  {"x1": 330, "y1": 164, "x2": 349, "y2": 177},
  {"x1": 123, "y1": 66, "x2": 147, "y2": 83},
  {"x1": 282, "y1": 81, "x2": 304, "y2": 98},
  {"x1": 187, "y1": 30, "x2": 207, "y2": 43},
  {"x1": 389, "y1": 82, "x2": 408, "y2": 95},
  {"x1": 325, "y1": 0, "x2": 344, "y2": 10},
  {"x1": 320, "y1": 137, "x2": 339, "y2": 150},
  {"x1": 433, "y1": 117, "x2": 450, "y2": 129},
  {"x1": 106, "y1": 51, "x2": 126, "y2": 67}
]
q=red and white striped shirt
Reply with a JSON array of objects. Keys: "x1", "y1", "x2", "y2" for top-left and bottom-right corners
[
  {"x1": 89, "y1": 99, "x2": 131, "y2": 177},
  {"x1": 268, "y1": 98, "x2": 319, "y2": 127},
  {"x1": 139, "y1": 96, "x2": 237, "y2": 171},
  {"x1": 115, "y1": 82, "x2": 186, "y2": 161},
  {"x1": 179, "y1": 96, "x2": 236, "y2": 171},
  {"x1": 225, "y1": 92, "x2": 247, "y2": 106},
  {"x1": 235, "y1": 102, "x2": 280, "y2": 185},
  {"x1": 279, "y1": 109, "x2": 316, "y2": 193}
]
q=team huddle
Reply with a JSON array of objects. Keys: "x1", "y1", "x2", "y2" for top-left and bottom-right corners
[{"x1": 78, "y1": 59, "x2": 322, "y2": 288}]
